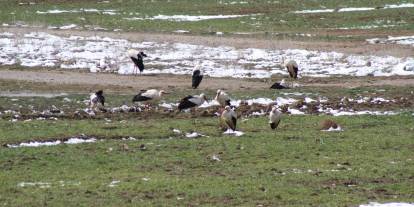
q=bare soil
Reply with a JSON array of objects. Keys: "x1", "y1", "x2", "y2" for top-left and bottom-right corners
[{"x1": 0, "y1": 68, "x2": 413, "y2": 93}]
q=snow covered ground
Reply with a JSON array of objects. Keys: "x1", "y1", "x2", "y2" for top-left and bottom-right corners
[{"x1": 0, "y1": 32, "x2": 413, "y2": 78}]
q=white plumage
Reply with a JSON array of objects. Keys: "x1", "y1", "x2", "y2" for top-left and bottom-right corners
[
  {"x1": 178, "y1": 93, "x2": 208, "y2": 111},
  {"x1": 132, "y1": 89, "x2": 167, "y2": 104},
  {"x1": 215, "y1": 89, "x2": 231, "y2": 106},
  {"x1": 269, "y1": 106, "x2": 282, "y2": 130},
  {"x1": 127, "y1": 49, "x2": 139, "y2": 58}
]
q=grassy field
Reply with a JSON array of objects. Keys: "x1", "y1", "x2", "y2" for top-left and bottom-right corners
[
  {"x1": 0, "y1": 113, "x2": 414, "y2": 206},
  {"x1": 1, "y1": 0, "x2": 413, "y2": 40},
  {"x1": 0, "y1": 76, "x2": 413, "y2": 206}
]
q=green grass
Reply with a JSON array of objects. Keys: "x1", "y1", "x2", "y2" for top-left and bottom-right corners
[
  {"x1": 0, "y1": 114, "x2": 413, "y2": 206},
  {"x1": 1, "y1": 0, "x2": 413, "y2": 40}
]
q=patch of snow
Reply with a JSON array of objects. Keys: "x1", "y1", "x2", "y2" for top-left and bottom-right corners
[
  {"x1": 59, "y1": 24, "x2": 77, "y2": 30},
  {"x1": 223, "y1": 129, "x2": 244, "y2": 136},
  {"x1": 359, "y1": 202, "x2": 414, "y2": 207},
  {"x1": 211, "y1": 154, "x2": 221, "y2": 161},
  {"x1": 304, "y1": 97, "x2": 316, "y2": 103},
  {"x1": 108, "y1": 180, "x2": 120, "y2": 187},
  {"x1": 294, "y1": 9, "x2": 335, "y2": 14},
  {"x1": 321, "y1": 126, "x2": 343, "y2": 132},
  {"x1": 1, "y1": 32, "x2": 414, "y2": 78},
  {"x1": 124, "y1": 14, "x2": 252, "y2": 22},
  {"x1": 338, "y1": 7, "x2": 375, "y2": 12},
  {"x1": 384, "y1": 3, "x2": 414, "y2": 9},
  {"x1": 174, "y1": 30, "x2": 190, "y2": 33},
  {"x1": 64, "y1": 138, "x2": 96, "y2": 144},
  {"x1": 185, "y1": 132, "x2": 205, "y2": 138},
  {"x1": 332, "y1": 110, "x2": 398, "y2": 116},
  {"x1": 288, "y1": 108, "x2": 305, "y2": 115},
  {"x1": 294, "y1": 3, "x2": 414, "y2": 14},
  {"x1": 7, "y1": 137, "x2": 97, "y2": 148},
  {"x1": 17, "y1": 182, "x2": 51, "y2": 188},
  {"x1": 36, "y1": 9, "x2": 117, "y2": 15},
  {"x1": 8, "y1": 140, "x2": 61, "y2": 148}
]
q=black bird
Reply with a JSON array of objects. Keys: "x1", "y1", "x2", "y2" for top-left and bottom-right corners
[
  {"x1": 270, "y1": 79, "x2": 289, "y2": 89},
  {"x1": 192, "y1": 65, "x2": 203, "y2": 89},
  {"x1": 128, "y1": 49, "x2": 147, "y2": 75}
]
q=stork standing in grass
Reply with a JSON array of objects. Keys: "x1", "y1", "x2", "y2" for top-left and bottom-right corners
[
  {"x1": 192, "y1": 64, "x2": 203, "y2": 89},
  {"x1": 269, "y1": 106, "x2": 282, "y2": 130},
  {"x1": 215, "y1": 89, "x2": 231, "y2": 107},
  {"x1": 177, "y1": 93, "x2": 208, "y2": 112},
  {"x1": 132, "y1": 89, "x2": 167, "y2": 108},
  {"x1": 90, "y1": 90, "x2": 105, "y2": 109},
  {"x1": 221, "y1": 106, "x2": 237, "y2": 131},
  {"x1": 127, "y1": 49, "x2": 147, "y2": 75}
]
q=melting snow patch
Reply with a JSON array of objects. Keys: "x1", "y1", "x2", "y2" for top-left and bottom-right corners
[
  {"x1": 185, "y1": 132, "x2": 206, "y2": 138},
  {"x1": 174, "y1": 30, "x2": 190, "y2": 33},
  {"x1": 36, "y1": 9, "x2": 117, "y2": 15},
  {"x1": 359, "y1": 202, "x2": 414, "y2": 207},
  {"x1": 288, "y1": 108, "x2": 305, "y2": 115},
  {"x1": 223, "y1": 129, "x2": 244, "y2": 136},
  {"x1": 294, "y1": 9, "x2": 335, "y2": 14},
  {"x1": 108, "y1": 180, "x2": 120, "y2": 187},
  {"x1": 124, "y1": 14, "x2": 252, "y2": 22},
  {"x1": 294, "y1": 4, "x2": 414, "y2": 14},
  {"x1": 59, "y1": 24, "x2": 78, "y2": 30},
  {"x1": 17, "y1": 182, "x2": 51, "y2": 188},
  {"x1": 321, "y1": 126, "x2": 343, "y2": 132},
  {"x1": 172, "y1": 129, "x2": 182, "y2": 134},
  {"x1": 332, "y1": 111, "x2": 399, "y2": 116},
  {"x1": 338, "y1": 7, "x2": 375, "y2": 12},
  {"x1": 7, "y1": 137, "x2": 97, "y2": 148}
]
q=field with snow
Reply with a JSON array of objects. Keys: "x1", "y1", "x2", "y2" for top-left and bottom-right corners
[{"x1": 0, "y1": 0, "x2": 414, "y2": 206}]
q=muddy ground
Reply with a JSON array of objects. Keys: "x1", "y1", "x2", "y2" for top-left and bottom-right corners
[{"x1": 0, "y1": 68, "x2": 413, "y2": 93}]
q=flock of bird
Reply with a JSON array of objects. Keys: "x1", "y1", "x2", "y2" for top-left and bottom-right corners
[{"x1": 89, "y1": 49, "x2": 300, "y2": 133}]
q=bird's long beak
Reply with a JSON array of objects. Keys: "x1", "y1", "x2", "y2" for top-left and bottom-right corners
[{"x1": 163, "y1": 92, "x2": 170, "y2": 94}]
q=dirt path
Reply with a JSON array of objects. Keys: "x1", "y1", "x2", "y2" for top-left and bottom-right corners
[
  {"x1": 1, "y1": 27, "x2": 413, "y2": 58},
  {"x1": 0, "y1": 69, "x2": 413, "y2": 92}
]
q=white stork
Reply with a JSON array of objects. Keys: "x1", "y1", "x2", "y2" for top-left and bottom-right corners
[
  {"x1": 269, "y1": 106, "x2": 282, "y2": 130},
  {"x1": 89, "y1": 90, "x2": 105, "y2": 109},
  {"x1": 284, "y1": 59, "x2": 299, "y2": 79},
  {"x1": 221, "y1": 106, "x2": 237, "y2": 131},
  {"x1": 127, "y1": 49, "x2": 147, "y2": 75},
  {"x1": 215, "y1": 89, "x2": 231, "y2": 107},
  {"x1": 132, "y1": 89, "x2": 167, "y2": 107},
  {"x1": 192, "y1": 64, "x2": 203, "y2": 89},
  {"x1": 178, "y1": 93, "x2": 208, "y2": 111}
]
